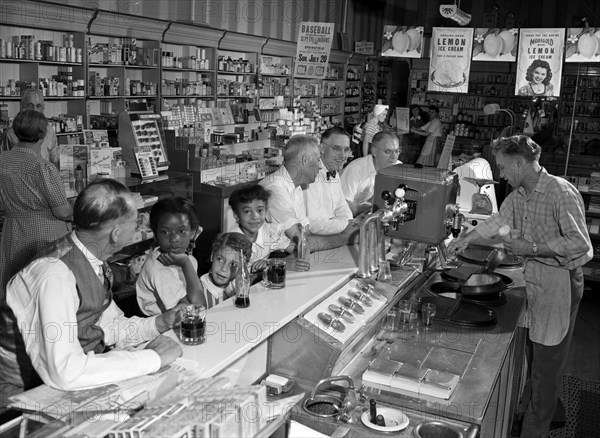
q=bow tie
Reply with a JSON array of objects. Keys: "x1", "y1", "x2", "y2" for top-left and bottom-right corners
[{"x1": 326, "y1": 170, "x2": 337, "y2": 181}]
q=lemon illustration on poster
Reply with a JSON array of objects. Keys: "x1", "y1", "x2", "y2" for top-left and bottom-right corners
[
  {"x1": 565, "y1": 27, "x2": 600, "y2": 63},
  {"x1": 515, "y1": 28, "x2": 565, "y2": 97},
  {"x1": 472, "y1": 28, "x2": 518, "y2": 61},
  {"x1": 428, "y1": 27, "x2": 474, "y2": 94},
  {"x1": 381, "y1": 26, "x2": 424, "y2": 58}
]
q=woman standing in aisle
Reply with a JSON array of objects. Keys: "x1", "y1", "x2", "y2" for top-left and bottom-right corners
[
  {"x1": 406, "y1": 104, "x2": 427, "y2": 164},
  {"x1": 413, "y1": 105, "x2": 443, "y2": 167},
  {"x1": 362, "y1": 104, "x2": 389, "y2": 156},
  {"x1": 0, "y1": 110, "x2": 72, "y2": 293}
]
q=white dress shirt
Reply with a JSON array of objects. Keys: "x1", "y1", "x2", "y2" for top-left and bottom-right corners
[
  {"x1": 259, "y1": 165, "x2": 309, "y2": 231},
  {"x1": 340, "y1": 155, "x2": 378, "y2": 206},
  {"x1": 229, "y1": 223, "x2": 292, "y2": 264},
  {"x1": 304, "y1": 160, "x2": 353, "y2": 235},
  {"x1": 6, "y1": 232, "x2": 161, "y2": 391},
  {"x1": 136, "y1": 247, "x2": 199, "y2": 316}
]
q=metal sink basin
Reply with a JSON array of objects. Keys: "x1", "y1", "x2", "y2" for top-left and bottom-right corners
[{"x1": 413, "y1": 421, "x2": 479, "y2": 438}]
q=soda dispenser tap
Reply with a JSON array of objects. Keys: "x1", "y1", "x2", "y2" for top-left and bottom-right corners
[
  {"x1": 357, "y1": 187, "x2": 409, "y2": 278},
  {"x1": 450, "y1": 205, "x2": 464, "y2": 238}
]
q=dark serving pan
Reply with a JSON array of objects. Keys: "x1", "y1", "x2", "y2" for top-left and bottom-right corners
[
  {"x1": 441, "y1": 270, "x2": 514, "y2": 289},
  {"x1": 460, "y1": 273, "x2": 505, "y2": 296},
  {"x1": 458, "y1": 244, "x2": 523, "y2": 268}
]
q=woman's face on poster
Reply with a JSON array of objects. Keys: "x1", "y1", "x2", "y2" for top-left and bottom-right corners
[{"x1": 532, "y1": 66, "x2": 547, "y2": 84}]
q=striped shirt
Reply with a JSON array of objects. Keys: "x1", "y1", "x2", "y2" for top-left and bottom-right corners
[
  {"x1": 363, "y1": 118, "x2": 382, "y2": 147},
  {"x1": 476, "y1": 168, "x2": 592, "y2": 345}
]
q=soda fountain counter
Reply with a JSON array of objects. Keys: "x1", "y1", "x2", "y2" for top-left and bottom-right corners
[
  {"x1": 167, "y1": 244, "x2": 422, "y2": 384},
  {"x1": 167, "y1": 165, "x2": 526, "y2": 437}
]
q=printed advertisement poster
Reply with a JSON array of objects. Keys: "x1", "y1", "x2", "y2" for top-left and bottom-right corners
[
  {"x1": 565, "y1": 28, "x2": 600, "y2": 62},
  {"x1": 472, "y1": 28, "x2": 518, "y2": 61},
  {"x1": 515, "y1": 28, "x2": 565, "y2": 97},
  {"x1": 428, "y1": 27, "x2": 474, "y2": 93},
  {"x1": 381, "y1": 26, "x2": 424, "y2": 58},
  {"x1": 294, "y1": 22, "x2": 334, "y2": 79},
  {"x1": 395, "y1": 107, "x2": 410, "y2": 132}
]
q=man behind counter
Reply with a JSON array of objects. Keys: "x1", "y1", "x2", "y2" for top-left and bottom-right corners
[
  {"x1": 259, "y1": 135, "x2": 357, "y2": 255},
  {"x1": 304, "y1": 127, "x2": 357, "y2": 235},
  {"x1": 0, "y1": 179, "x2": 182, "y2": 413},
  {"x1": 448, "y1": 135, "x2": 592, "y2": 438},
  {"x1": 341, "y1": 131, "x2": 401, "y2": 216}
]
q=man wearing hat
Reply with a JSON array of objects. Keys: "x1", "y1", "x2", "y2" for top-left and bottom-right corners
[{"x1": 362, "y1": 104, "x2": 389, "y2": 156}]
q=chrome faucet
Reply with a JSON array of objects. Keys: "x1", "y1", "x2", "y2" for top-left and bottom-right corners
[{"x1": 357, "y1": 188, "x2": 408, "y2": 278}]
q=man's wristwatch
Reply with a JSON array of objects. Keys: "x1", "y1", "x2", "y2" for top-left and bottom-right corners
[{"x1": 531, "y1": 241, "x2": 538, "y2": 256}]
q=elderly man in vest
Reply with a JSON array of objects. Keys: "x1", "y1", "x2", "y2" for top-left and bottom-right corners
[{"x1": 0, "y1": 179, "x2": 182, "y2": 418}]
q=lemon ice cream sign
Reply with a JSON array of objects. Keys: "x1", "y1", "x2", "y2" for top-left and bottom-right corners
[
  {"x1": 428, "y1": 27, "x2": 474, "y2": 93},
  {"x1": 515, "y1": 29, "x2": 564, "y2": 97},
  {"x1": 295, "y1": 22, "x2": 334, "y2": 79}
]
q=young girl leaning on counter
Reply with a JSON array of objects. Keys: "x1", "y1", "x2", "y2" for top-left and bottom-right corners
[
  {"x1": 136, "y1": 197, "x2": 204, "y2": 316},
  {"x1": 201, "y1": 232, "x2": 252, "y2": 308}
]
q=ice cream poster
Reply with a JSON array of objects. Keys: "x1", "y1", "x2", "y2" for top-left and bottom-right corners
[
  {"x1": 515, "y1": 28, "x2": 564, "y2": 97},
  {"x1": 381, "y1": 26, "x2": 423, "y2": 58},
  {"x1": 472, "y1": 28, "x2": 518, "y2": 61},
  {"x1": 565, "y1": 28, "x2": 600, "y2": 62},
  {"x1": 428, "y1": 27, "x2": 474, "y2": 94},
  {"x1": 294, "y1": 22, "x2": 335, "y2": 79}
]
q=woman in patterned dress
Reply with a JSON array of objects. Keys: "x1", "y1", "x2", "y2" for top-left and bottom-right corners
[{"x1": 0, "y1": 110, "x2": 72, "y2": 293}]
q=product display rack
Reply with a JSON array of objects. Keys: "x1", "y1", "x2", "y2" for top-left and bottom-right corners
[
  {"x1": 216, "y1": 32, "x2": 266, "y2": 105},
  {"x1": 0, "y1": 3, "x2": 90, "y2": 136},
  {"x1": 86, "y1": 10, "x2": 168, "y2": 127},
  {"x1": 160, "y1": 22, "x2": 224, "y2": 112},
  {"x1": 556, "y1": 64, "x2": 600, "y2": 157},
  {"x1": 376, "y1": 58, "x2": 392, "y2": 105},
  {"x1": 257, "y1": 54, "x2": 293, "y2": 122},
  {"x1": 362, "y1": 58, "x2": 377, "y2": 116},
  {"x1": 345, "y1": 53, "x2": 366, "y2": 129},
  {"x1": 259, "y1": 38, "x2": 297, "y2": 122},
  {"x1": 320, "y1": 50, "x2": 352, "y2": 126}
]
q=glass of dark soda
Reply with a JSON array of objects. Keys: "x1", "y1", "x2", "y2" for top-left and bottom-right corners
[
  {"x1": 262, "y1": 258, "x2": 286, "y2": 289},
  {"x1": 179, "y1": 304, "x2": 206, "y2": 345}
]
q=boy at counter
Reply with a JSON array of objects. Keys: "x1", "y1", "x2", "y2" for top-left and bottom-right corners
[
  {"x1": 228, "y1": 185, "x2": 310, "y2": 273},
  {"x1": 136, "y1": 197, "x2": 205, "y2": 316},
  {"x1": 201, "y1": 232, "x2": 252, "y2": 308}
]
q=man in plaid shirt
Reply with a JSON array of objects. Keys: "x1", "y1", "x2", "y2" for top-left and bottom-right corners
[{"x1": 449, "y1": 135, "x2": 592, "y2": 438}]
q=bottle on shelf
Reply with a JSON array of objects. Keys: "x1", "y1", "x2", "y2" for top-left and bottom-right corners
[
  {"x1": 298, "y1": 224, "x2": 310, "y2": 261},
  {"x1": 234, "y1": 248, "x2": 251, "y2": 308},
  {"x1": 74, "y1": 164, "x2": 85, "y2": 194}
]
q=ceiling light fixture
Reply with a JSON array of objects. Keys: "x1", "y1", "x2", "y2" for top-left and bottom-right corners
[{"x1": 439, "y1": 2, "x2": 472, "y2": 26}]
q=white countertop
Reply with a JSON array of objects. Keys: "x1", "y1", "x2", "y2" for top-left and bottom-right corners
[{"x1": 168, "y1": 245, "x2": 361, "y2": 377}]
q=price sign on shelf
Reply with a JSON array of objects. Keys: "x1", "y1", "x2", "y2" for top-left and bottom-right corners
[
  {"x1": 355, "y1": 41, "x2": 374, "y2": 55},
  {"x1": 294, "y1": 21, "x2": 335, "y2": 79}
]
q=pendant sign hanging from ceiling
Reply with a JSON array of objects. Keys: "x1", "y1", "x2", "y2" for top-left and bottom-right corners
[
  {"x1": 515, "y1": 28, "x2": 565, "y2": 97},
  {"x1": 381, "y1": 26, "x2": 424, "y2": 58},
  {"x1": 472, "y1": 28, "x2": 518, "y2": 61},
  {"x1": 428, "y1": 27, "x2": 474, "y2": 93},
  {"x1": 565, "y1": 27, "x2": 600, "y2": 62},
  {"x1": 294, "y1": 22, "x2": 335, "y2": 79}
]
